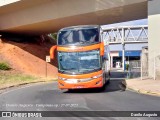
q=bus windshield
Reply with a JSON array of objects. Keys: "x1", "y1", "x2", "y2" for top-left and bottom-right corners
[
  {"x1": 58, "y1": 27, "x2": 99, "y2": 45},
  {"x1": 58, "y1": 50, "x2": 101, "y2": 74}
]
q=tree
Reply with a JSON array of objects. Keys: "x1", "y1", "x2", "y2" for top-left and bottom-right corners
[{"x1": 48, "y1": 33, "x2": 57, "y2": 41}]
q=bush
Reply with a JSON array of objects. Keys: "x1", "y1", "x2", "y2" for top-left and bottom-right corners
[
  {"x1": 126, "y1": 64, "x2": 129, "y2": 71},
  {"x1": 0, "y1": 62, "x2": 11, "y2": 70}
]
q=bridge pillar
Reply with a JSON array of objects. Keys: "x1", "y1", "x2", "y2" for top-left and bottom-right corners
[
  {"x1": 111, "y1": 56, "x2": 113, "y2": 68},
  {"x1": 148, "y1": 0, "x2": 160, "y2": 79}
]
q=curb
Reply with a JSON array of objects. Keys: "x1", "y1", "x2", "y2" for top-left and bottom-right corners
[
  {"x1": 121, "y1": 81, "x2": 160, "y2": 97},
  {"x1": 0, "y1": 79, "x2": 57, "y2": 94}
]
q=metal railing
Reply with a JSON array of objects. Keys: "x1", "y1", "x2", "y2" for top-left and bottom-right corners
[
  {"x1": 102, "y1": 25, "x2": 148, "y2": 45},
  {"x1": 102, "y1": 25, "x2": 148, "y2": 71}
]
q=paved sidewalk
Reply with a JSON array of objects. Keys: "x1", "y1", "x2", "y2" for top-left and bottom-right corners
[{"x1": 122, "y1": 78, "x2": 160, "y2": 96}]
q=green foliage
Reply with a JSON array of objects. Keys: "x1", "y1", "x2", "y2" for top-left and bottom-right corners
[
  {"x1": 126, "y1": 64, "x2": 129, "y2": 71},
  {"x1": 49, "y1": 33, "x2": 57, "y2": 41},
  {"x1": 0, "y1": 62, "x2": 11, "y2": 70},
  {"x1": 47, "y1": 33, "x2": 57, "y2": 44},
  {"x1": 0, "y1": 73, "x2": 37, "y2": 88},
  {"x1": 0, "y1": 74, "x2": 35, "y2": 82}
]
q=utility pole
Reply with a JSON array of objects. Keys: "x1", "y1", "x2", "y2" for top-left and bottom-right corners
[
  {"x1": 122, "y1": 28, "x2": 125, "y2": 71},
  {"x1": 46, "y1": 56, "x2": 51, "y2": 78}
]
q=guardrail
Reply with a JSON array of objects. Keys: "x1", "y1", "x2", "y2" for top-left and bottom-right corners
[{"x1": 102, "y1": 25, "x2": 148, "y2": 45}]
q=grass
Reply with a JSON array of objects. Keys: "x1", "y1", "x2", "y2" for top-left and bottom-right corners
[
  {"x1": 0, "y1": 74, "x2": 36, "y2": 89},
  {"x1": 0, "y1": 62, "x2": 11, "y2": 70},
  {"x1": 0, "y1": 74, "x2": 36, "y2": 83},
  {"x1": 0, "y1": 72, "x2": 56, "y2": 89}
]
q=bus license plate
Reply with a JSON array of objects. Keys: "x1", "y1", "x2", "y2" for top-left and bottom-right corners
[{"x1": 76, "y1": 86, "x2": 84, "y2": 88}]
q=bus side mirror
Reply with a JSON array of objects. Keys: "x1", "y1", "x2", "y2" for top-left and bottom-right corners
[
  {"x1": 50, "y1": 45, "x2": 57, "y2": 59},
  {"x1": 100, "y1": 42, "x2": 104, "y2": 56}
]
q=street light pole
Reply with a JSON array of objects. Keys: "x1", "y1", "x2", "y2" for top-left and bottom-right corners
[
  {"x1": 128, "y1": 54, "x2": 129, "y2": 66},
  {"x1": 122, "y1": 28, "x2": 125, "y2": 71}
]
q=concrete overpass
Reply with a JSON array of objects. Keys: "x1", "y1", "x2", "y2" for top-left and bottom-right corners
[
  {"x1": 0, "y1": 0, "x2": 160, "y2": 79},
  {"x1": 0, "y1": 0, "x2": 147, "y2": 35}
]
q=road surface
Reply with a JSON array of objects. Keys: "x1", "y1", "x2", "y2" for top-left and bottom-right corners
[{"x1": 0, "y1": 78, "x2": 160, "y2": 120}]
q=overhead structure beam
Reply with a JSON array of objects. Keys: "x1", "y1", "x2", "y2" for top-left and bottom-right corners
[{"x1": 102, "y1": 25, "x2": 148, "y2": 71}]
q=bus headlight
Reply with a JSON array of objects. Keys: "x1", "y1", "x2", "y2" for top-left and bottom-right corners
[
  {"x1": 92, "y1": 74, "x2": 103, "y2": 79},
  {"x1": 59, "y1": 74, "x2": 103, "y2": 83},
  {"x1": 58, "y1": 77, "x2": 67, "y2": 80}
]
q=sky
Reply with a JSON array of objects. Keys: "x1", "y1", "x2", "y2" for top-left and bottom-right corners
[
  {"x1": 101, "y1": 19, "x2": 147, "y2": 29},
  {"x1": 101, "y1": 19, "x2": 148, "y2": 51}
]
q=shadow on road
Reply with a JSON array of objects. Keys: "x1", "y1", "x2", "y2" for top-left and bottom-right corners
[
  {"x1": 64, "y1": 71, "x2": 127, "y2": 94},
  {"x1": 64, "y1": 79, "x2": 126, "y2": 94},
  {"x1": 110, "y1": 71, "x2": 140, "y2": 79}
]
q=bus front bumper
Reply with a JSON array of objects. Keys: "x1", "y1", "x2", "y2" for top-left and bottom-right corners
[{"x1": 58, "y1": 77, "x2": 103, "y2": 89}]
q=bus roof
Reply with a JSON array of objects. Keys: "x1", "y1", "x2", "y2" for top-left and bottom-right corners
[{"x1": 59, "y1": 25, "x2": 100, "y2": 31}]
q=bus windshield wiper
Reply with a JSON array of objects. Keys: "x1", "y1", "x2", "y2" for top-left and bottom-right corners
[
  {"x1": 79, "y1": 41, "x2": 92, "y2": 44},
  {"x1": 60, "y1": 70, "x2": 65, "y2": 73}
]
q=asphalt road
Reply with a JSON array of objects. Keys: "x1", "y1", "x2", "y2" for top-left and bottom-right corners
[
  {"x1": 0, "y1": 78, "x2": 160, "y2": 120},
  {"x1": 110, "y1": 71, "x2": 141, "y2": 79}
]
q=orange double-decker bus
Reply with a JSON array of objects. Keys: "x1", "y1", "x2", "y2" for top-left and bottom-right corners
[{"x1": 50, "y1": 25, "x2": 110, "y2": 90}]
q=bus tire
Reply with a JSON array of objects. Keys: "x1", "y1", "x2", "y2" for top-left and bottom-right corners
[
  {"x1": 101, "y1": 84, "x2": 106, "y2": 91},
  {"x1": 68, "y1": 89, "x2": 73, "y2": 92}
]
